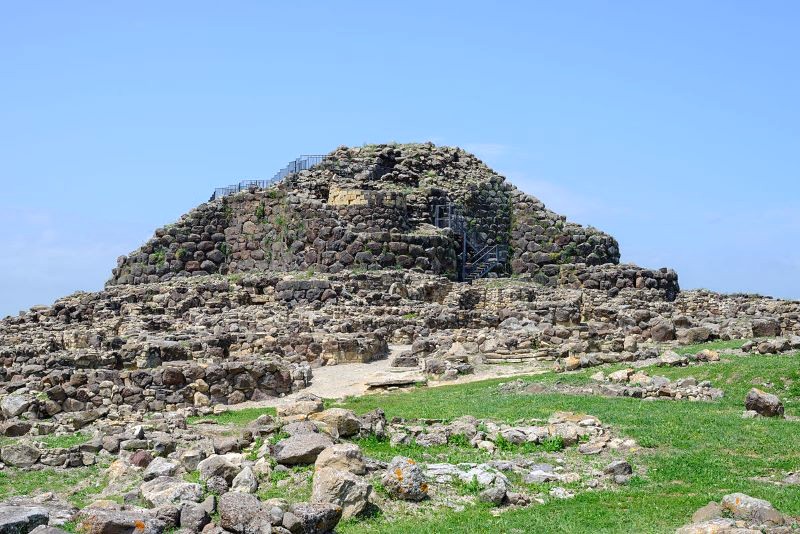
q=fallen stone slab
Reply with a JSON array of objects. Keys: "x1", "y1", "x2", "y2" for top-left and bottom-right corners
[
  {"x1": 0, "y1": 505, "x2": 49, "y2": 534},
  {"x1": 274, "y1": 433, "x2": 333, "y2": 466}
]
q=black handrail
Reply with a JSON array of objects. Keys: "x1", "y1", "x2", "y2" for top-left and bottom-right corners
[{"x1": 433, "y1": 202, "x2": 508, "y2": 282}]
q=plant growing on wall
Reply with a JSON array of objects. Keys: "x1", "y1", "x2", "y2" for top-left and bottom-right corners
[{"x1": 152, "y1": 248, "x2": 166, "y2": 267}]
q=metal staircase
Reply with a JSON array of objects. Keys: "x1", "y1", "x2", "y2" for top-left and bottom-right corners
[
  {"x1": 433, "y1": 203, "x2": 508, "y2": 282},
  {"x1": 210, "y1": 155, "x2": 327, "y2": 201}
]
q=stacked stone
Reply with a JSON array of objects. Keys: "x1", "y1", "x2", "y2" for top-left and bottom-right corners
[
  {"x1": 0, "y1": 356, "x2": 305, "y2": 422},
  {"x1": 108, "y1": 142, "x2": 626, "y2": 286},
  {"x1": 111, "y1": 202, "x2": 230, "y2": 285}
]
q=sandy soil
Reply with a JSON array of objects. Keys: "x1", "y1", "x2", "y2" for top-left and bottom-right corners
[{"x1": 235, "y1": 344, "x2": 550, "y2": 410}]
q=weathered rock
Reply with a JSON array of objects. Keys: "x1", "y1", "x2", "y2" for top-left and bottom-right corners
[
  {"x1": 603, "y1": 460, "x2": 633, "y2": 476},
  {"x1": 276, "y1": 394, "x2": 324, "y2": 419},
  {"x1": 274, "y1": 434, "x2": 333, "y2": 466},
  {"x1": 745, "y1": 388, "x2": 784, "y2": 417},
  {"x1": 75, "y1": 507, "x2": 166, "y2": 534},
  {"x1": 0, "y1": 505, "x2": 49, "y2": 534},
  {"x1": 0, "y1": 396, "x2": 33, "y2": 419},
  {"x1": 658, "y1": 351, "x2": 687, "y2": 367},
  {"x1": 283, "y1": 503, "x2": 341, "y2": 534},
  {"x1": 231, "y1": 466, "x2": 258, "y2": 494},
  {"x1": 309, "y1": 409, "x2": 360, "y2": 438},
  {"x1": 721, "y1": 493, "x2": 785, "y2": 526},
  {"x1": 313, "y1": 444, "x2": 366, "y2": 475},
  {"x1": 198, "y1": 455, "x2": 240, "y2": 483},
  {"x1": 179, "y1": 502, "x2": 209, "y2": 532},
  {"x1": 218, "y1": 492, "x2": 271, "y2": 534},
  {"x1": 142, "y1": 458, "x2": 179, "y2": 482},
  {"x1": 180, "y1": 449, "x2": 206, "y2": 472},
  {"x1": 311, "y1": 467, "x2": 371, "y2": 519},
  {"x1": 381, "y1": 457, "x2": 428, "y2": 502},
  {"x1": 139, "y1": 477, "x2": 203, "y2": 507},
  {"x1": 0, "y1": 444, "x2": 41, "y2": 468},
  {"x1": 478, "y1": 485, "x2": 506, "y2": 506}
]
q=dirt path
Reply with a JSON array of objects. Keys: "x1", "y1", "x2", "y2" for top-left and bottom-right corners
[{"x1": 236, "y1": 345, "x2": 550, "y2": 410}]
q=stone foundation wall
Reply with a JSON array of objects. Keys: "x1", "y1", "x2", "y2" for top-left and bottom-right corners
[
  {"x1": 1, "y1": 357, "x2": 308, "y2": 424},
  {"x1": 509, "y1": 188, "x2": 620, "y2": 274},
  {"x1": 108, "y1": 143, "x2": 638, "y2": 287},
  {"x1": 110, "y1": 202, "x2": 231, "y2": 285}
]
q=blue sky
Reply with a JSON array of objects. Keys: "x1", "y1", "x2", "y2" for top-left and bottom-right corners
[{"x1": 1, "y1": 1, "x2": 799, "y2": 317}]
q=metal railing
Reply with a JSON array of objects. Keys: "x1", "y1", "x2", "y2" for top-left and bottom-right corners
[
  {"x1": 433, "y1": 202, "x2": 508, "y2": 282},
  {"x1": 210, "y1": 155, "x2": 327, "y2": 201}
]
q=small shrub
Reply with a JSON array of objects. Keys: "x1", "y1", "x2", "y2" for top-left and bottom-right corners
[
  {"x1": 269, "y1": 431, "x2": 289, "y2": 445},
  {"x1": 247, "y1": 437, "x2": 264, "y2": 461},
  {"x1": 152, "y1": 248, "x2": 166, "y2": 267},
  {"x1": 493, "y1": 435, "x2": 514, "y2": 452},
  {"x1": 540, "y1": 436, "x2": 565, "y2": 452},
  {"x1": 447, "y1": 433, "x2": 471, "y2": 448},
  {"x1": 454, "y1": 475, "x2": 482, "y2": 495}
]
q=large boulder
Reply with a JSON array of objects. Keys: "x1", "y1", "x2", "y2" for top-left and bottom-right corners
[
  {"x1": 721, "y1": 493, "x2": 785, "y2": 526},
  {"x1": 309, "y1": 409, "x2": 361, "y2": 438},
  {"x1": 178, "y1": 503, "x2": 209, "y2": 532},
  {"x1": 745, "y1": 388, "x2": 784, "y2": 417},
  {"x1": 198, "y1": 454, "x2": 242, "y2": 483},
  {"x1": 751, "y1": 318, "x2": 780, "y2": 338},
  {"x1": 0, "y1": 396, "x2": 33, "y2": 419},
  {"x1": 282, "y1": 502, "x2": 341, "y2": 534},
  {"x1": 381, "y1": 456, "x2": 428, "y2": 502},
  {"x1": 276, "y1": 394, "x2": 324, "y2": 419},
  {"x1": 650, "y1": 319, "x2": 676, "y2": 342},
  {"x1": 139, "y1": 477, "x2": 203, "y2": 507},
  {"x1": 231, "y1": 466, "x2": 258, "y2": 494},
  {"x1": 75, "y1": 507, "x2": 166, "y2": 534},
  {"x1": 142, "y1": 458, "x2": 179, "y2": 482},
  {"x1": 0, "y1": 505, "x2": 48, "y2": 534},
  {"x1": 311, "y1": 467, "x2": 372, "y2": 519},
  {"x1": 314, "y1": 444, "x2": 366, "y2": 475},
  {"x1": 218, "y1": 492, "x2": 271, "y2": 534},
  {"x1": 1, "y1": 444, "x2": 41, "y2": 468},
  {"x1": 274, "y1": 434, "x2": 333, "y2": 466}
]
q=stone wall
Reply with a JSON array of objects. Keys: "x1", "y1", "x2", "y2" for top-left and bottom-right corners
[
  {"x1": 0, "y1": 357, "x2": 309, "y2": 426},
  {"x1": 108, "y1": 143, "x2": 634, "y2": 287},
  {"x1": 111, "y1": 202, "x2": 231, "y2": 285}
]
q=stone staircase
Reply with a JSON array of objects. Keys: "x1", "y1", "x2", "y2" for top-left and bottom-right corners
[{"x1": 433, "y1": 203, "x2": 508, "y2": 282}]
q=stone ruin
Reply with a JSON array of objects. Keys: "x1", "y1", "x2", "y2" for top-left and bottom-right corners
[
  {"x1": 2, "y1": 143, "x2": 799, "y2": 431},
  {"x1": 1, "y1": 142, "x2": 800, "y2": 534}
]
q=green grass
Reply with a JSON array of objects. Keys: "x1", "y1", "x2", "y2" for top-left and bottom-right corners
[
  {"x1": 673, "y1": 338, "x2": 748, "y2": 354},
  {"x1": 335, "y1": 351, "x2": 800, "y2": 534},
  {"x1": 33, "y1": 432, "x2": 89, "y2": 449},
  {"x1": 0, "y1": 466, "x2": 105, "y2": 507},
  {"x1": 187, "y1": 406, "x2": 276, "y2": 426},
  {"x1": 257, "y1": 465, "x2": 313, "y2": 503}
]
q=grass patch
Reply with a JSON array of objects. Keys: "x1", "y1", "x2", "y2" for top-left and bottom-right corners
[
  {"x1": 673, "y1": 339, "x2": 748, "y2": 355},
  {"x1": 336, "y1": 352, "x2": 800, "y2": 533},
  {"x1": 33, "y1": 432, "x2": 89, "y2": 449},
  {"x1": 187, "y1": 407, "x2": 276, "y2": 426},
  {"x1": 0, "y1": 466, "x2": 105, "y2": 508},
  {"x1": 257, "y1": 465, "x2": 313, "y2": 503}
]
